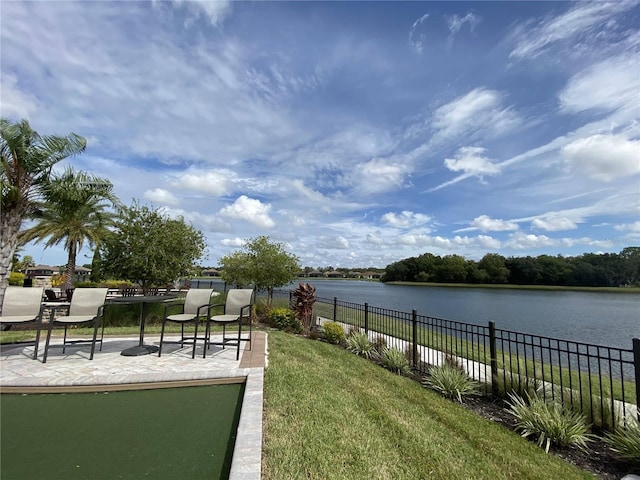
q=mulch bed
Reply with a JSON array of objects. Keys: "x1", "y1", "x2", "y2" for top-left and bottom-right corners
[{"x1": 457, "y1": 394, "x2": 636, "y2": 480}]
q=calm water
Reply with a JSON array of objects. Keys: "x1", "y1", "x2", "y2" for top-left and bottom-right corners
[{"x1": 192, "y1": 278, "x2": 640, "y2": 349}]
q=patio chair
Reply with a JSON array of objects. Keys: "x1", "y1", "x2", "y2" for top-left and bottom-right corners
[
  {"x1": 204, "y1": 289, "x2": 254, "y2": 360},
  {"x1": 0, "y1": 287, "x2": 45, "y2": 338},
  {"x1": 38, "y1": 288, "x2": 109, "y2": 363},
  {"x1": 158, "y1": 288, "x2": 217, "y2": 358}
]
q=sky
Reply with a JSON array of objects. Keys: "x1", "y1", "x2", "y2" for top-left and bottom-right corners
[{"x1": 2, "y1": 0, "x2": 639, "y2": 270}]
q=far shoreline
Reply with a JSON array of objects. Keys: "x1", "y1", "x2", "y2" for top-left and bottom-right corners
[{"x1": 384, "y1": 281, "x2": 640, "y2": 294}]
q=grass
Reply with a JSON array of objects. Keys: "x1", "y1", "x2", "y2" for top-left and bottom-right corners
[{"x1": 263, "y1": 331, "x2": 594, "y2": 480}]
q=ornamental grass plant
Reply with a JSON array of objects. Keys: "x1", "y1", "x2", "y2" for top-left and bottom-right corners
[
  {"x1": 604, "y1": 417, "x2": 640, "y2": 466},
  {"x1": 345, "y1": 331, "x2": 377, "y2": 359},
  {"x1": 379, "y1": 347, "x2": 411, "y2": 375},
  {"x1": 507, "y1": 392, "x2": 593, "y2": 453},
  {"x1": 422, "y1": 364, "x2": 479, "y2": 403}
]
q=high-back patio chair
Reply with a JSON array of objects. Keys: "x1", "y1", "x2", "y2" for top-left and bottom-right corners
[
  {"x1": 38, "y1": 288, "x2": 109, "y2": 363},
  {"x1": 0, "y1": 287, "x2": 44, "y2": 339},
  {"x1": 158, "y1": 288, "x2": 217, "y2": 358},
  {"x1": 204, "y1": 289, "x2": 254, "y2": 360}
]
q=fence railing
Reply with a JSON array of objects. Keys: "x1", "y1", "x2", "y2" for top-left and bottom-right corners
[{"x1": 278, "y1": 291, "x2": 638, "y2": 432}]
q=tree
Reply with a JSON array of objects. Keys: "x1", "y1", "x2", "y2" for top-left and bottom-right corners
[
  {"x1": 99, "y1": 202, "x2": 207, "y2": 289},
  {"x1": 477, "y1": 253, "x2": 509, "y2": 284},
  {"x1": 0, "y1": 118, "x2": 86, "y2": 305},
  {"x1": 219, "y1": 236, "x2": 300, "y2": 305},
  {"x1": 12, "y1": 254, "x2": 34, "y2": 273},
  {"x1": 19, "y1": 167, "x2": 118, "y2": 290}
]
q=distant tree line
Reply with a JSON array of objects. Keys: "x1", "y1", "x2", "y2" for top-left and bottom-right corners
[{"x1": 381, "y1": 247, "x2": 640, "y2": 287}]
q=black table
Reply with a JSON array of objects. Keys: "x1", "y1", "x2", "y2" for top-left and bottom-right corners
[{"x1": 108, "y1": 294, "x2": 178, "y2": 356}]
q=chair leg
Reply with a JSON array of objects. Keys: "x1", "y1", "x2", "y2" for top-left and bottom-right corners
[
  {"x1": 180, "y1": 324, "x2": 185, "y2": 347},
  {"x1": 222, "y1": 324, "x2": 226, "y2": 349},
  {"x1": 236, "y1": 319, "x2": 242, "y2": 360},
  {"x1": 42, "y1": 321, "x2": 55, "y2": 364},
  {"x1": 99, "y1": 320, "x2": 106, "y2": 351},
  {"x1": 191, "y1": 320, "x2": 198, "y2": 359},
  {"x1": 62, "y1": 325, "x2": 68, "y2": 354},
  {"x1": 89, "y1": 320, "x2": 99, "y2": 360},
  {"x1": 203, "y1": 320, "x2": 211, "y2": 359},
  {"x1": 33, "y1": 321, "x2": 42, "y2": 360},
  {"x1": 158, "y1": 319, "x2": 167, "y2": 357}
]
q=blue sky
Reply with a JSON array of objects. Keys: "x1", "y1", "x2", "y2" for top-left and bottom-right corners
[{"x1": 2, "y1": 1, "x2": 639, "y2": 269}]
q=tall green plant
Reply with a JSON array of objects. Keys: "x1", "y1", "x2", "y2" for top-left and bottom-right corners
[
  {"x1": 19, "y1": 167, "x2": 118, "y2": 290},
  {"x1": 0, "y1": 118, "x2": 86, "y2": 302}
]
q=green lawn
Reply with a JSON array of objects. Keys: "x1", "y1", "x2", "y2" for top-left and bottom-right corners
[
  {"x1": 1, "y1": 383, "x2": 244, "y2": 480},
  {"x1": 263, "y1": 331, "x2": 593, "y2": 480}
]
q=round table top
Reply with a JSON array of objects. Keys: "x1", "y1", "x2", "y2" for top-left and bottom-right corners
[{"x1": 108, "y1": 294, "x2": 180, "y2": 304}]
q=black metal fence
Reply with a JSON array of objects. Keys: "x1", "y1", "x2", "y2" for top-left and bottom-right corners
[{"x1": 287, "y1": 292, "x2": 638, "y2": 432}]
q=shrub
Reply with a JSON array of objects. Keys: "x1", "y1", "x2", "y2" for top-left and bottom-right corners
[
  {"x1": 8, "y1": 272, "x2": 25, "y2": 286},
  {"x1": 506, "y1": 392, "x2": 593, "y2": 453},
  {"x1": 604, "y1": 417, "x2": 640, "y2": 465},
  {"x1": 290, "y1": 282, "x2": 316, "y2": 334},
  {"x1": 269, "y1": 307, "x2": 302, "y2": 333},
  {"x1": 422, "y1": 364, "x2": 479, "y2": 403},
  {"x1": 322, "y1": 322, "x2": 345, "y2": 344},
  {"x1": 346, "y1": 332, "x2": 377, "y2": 359},
  {"x1": 379, "y1": 347, "x2": 411, "y2": 376},
  {"x1": 74, "y1": 281, "x2": 98, "y2": 288},
  {"x1": 372, "y1": 335, "x2": 387, "y2": 355},
  {"x1": 347, "y1": 325, "x2": 360, "y2": 337}
]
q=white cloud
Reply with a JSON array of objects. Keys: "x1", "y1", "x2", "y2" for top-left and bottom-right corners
[
  {"x1": 443, "y1": 147, "x2": 501, "y2": 179},
  {"x1": 173, "y1": 170, "x2": 231, "y2": 196},
  {"x1": 432, "y1": 88, "x2": 520, "y2": 140},
  {"x1": 532, "y1": 216, "x2": 578, "y2": 232},
  {"x1": 221, "y1": 237, "x2": 245, "y2": 247},
  {"x1": 143, "y1": 188, "x2": 180, "y2": 206},
  {"x1": 615, "y1": 221, "x2": 640, "y2": 233},
  {"x1": 447, "y1": 12, "x2": 482, "y2": 34},
  {"x1": 355, "y1": 158, "x2": 409, "y2": 194},
  {"x1": 0, "y1": 74, "x2": 39, "y2": 119},
  {"x1": 397, "y1": 233, "x2": 500, "y2": 250},
  {"x1": 219, "y1": 195, "x2": 275, "y2": 229},
  {"x1": 409, "y1": 13, "x2": 430, "y2": 55},
  {"x1": 317, "y1": 235, "x2": 350, "y2": 249},
  {"x1": 159, "y1": 0, "x2": 232, "y2": 26},
  {"x1": 381, "y1": 211, "x2": 431, "y2": 228},
  {"x1": 559, "y1": 56, "x2": 640, "y2": 113},
  {"x1": 506, "y1": 232, "x2": 557, "y2": 249},
  {"x1": 366, "y1": 233, "x2": 385, "y2": 245},
  {"x1": 509, "y1": 1, "x2": 636, "y2": 59},
  {"x1": 561, "y1": 134, "x2": 640, "y2": 182},
  {"x1": 470, "y1": 215, "x2": 518, "y2": 232}
]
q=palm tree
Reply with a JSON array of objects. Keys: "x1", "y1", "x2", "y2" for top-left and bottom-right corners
[
  {"x1": 20, "y1": 167, "x2": 119, "y2": 291},
  {"x1": 0, "y1": 118, "x2": 86, "y2": 305}
]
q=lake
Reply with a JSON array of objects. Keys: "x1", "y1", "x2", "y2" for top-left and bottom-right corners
[{"x1": 191, "y1": 278, "x2": 640, "y2": 349}]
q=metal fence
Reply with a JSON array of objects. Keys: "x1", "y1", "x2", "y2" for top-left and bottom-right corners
[{"x1": 287, "y1": 292, "x2": 639, "y2": 432}]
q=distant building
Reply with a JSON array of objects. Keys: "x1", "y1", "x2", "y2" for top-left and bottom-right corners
[
  {"x1": 202, "y1": 269, "x2": 221, "y2": 277},
  {"x1": 362, "y1": 271, "x2": 382, "y2": 280},
  {"x1": 326, "y1": 270, "x2": 344, "y2": 278},
  {"x1": 308, "y1": 270, "x2": 324, "y2": 278},
  {"x1": 26, "y1": 265, "x2": 57, "y2": 278}
]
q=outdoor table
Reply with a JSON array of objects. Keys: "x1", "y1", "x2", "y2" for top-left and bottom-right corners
[{"x1": 108, "y1": 294, "x2": 178, "y2": 356}]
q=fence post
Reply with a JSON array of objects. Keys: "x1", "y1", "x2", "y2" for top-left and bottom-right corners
[
  {"x1": 489, "y1": 321, "x2": 499, "y2": 397},
  {"x1": 333, "y1": 297, "x2": 337, "y2": 322},
  {"x1": 412, "y1": 309, "x2": 418, "y2": 369},
  {"x1": 634, "y1": 338, "x2": 640, "y2": 422},
  {"x1": 364, "y1": 303, "x2": 369, "y2": 334}
]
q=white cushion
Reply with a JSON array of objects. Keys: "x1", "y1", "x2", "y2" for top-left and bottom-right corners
[
  {"x1": 210, "y1": 314, "x2": 240, "y2": 324},
  {"x1": 54, "y1": 315, "x2": 98, "y2": 324},
  {"x1": 0, "y1": 315, "x2": 38, "y2": 324},
  {"x1": 166, "y1": 313, "x2": 199, "y2": 323}
]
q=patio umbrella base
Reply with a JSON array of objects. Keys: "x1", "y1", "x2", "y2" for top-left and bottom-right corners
[{"x1": 121, "y1": 344, "x2": 159, "y2": 356}]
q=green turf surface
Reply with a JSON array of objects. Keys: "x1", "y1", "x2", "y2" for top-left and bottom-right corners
[{"x1": 1, "y1": 383, "x2": 244, "y2": 480}]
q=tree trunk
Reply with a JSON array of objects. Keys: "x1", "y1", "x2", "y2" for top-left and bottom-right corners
[
  {"x1": 0, "y1": 209, "x2": 23, "y2": 314},
  {"x1": 63, "y1": 243, "x2": 77, "y2": 291}
]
